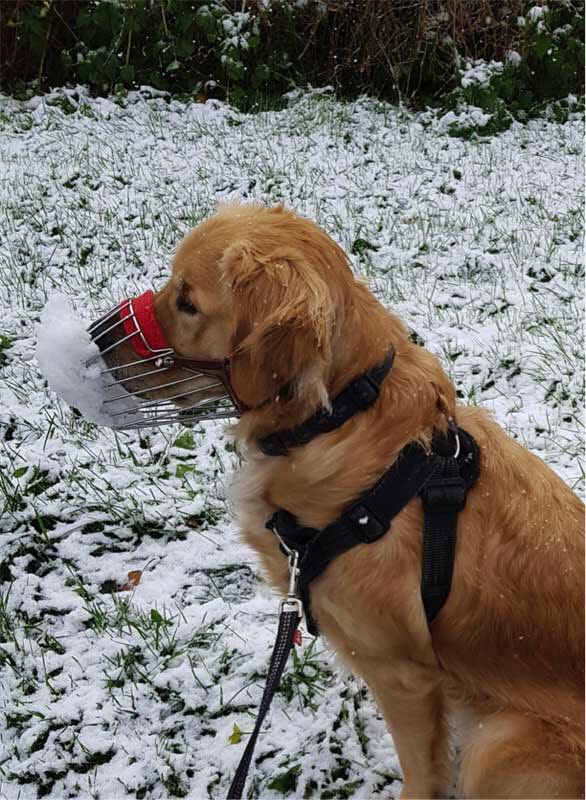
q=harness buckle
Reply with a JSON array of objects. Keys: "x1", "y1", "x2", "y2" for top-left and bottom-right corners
[
  {"x1": 346, "y1": 503, "x2": 386, "y2": 542},
  {"x1": 420, "y1": 476, "x2": 467, "y2": 513}
]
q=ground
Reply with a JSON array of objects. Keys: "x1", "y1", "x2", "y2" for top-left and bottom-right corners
[{"x1": 0, "y1": 87, "x2": 583, "y2": 800}]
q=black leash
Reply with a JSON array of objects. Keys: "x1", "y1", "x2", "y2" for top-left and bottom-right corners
[{"x1": 227, "y1": 551, "x2": 302, "y2": 800}]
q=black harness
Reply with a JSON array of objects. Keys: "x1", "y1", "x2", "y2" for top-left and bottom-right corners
[
  {"x1": 267, "y1": 424, "x2": 479, "y2": 634},
  {"x1": 260, "y1": 353, "x2": 480, "y2": 635}
]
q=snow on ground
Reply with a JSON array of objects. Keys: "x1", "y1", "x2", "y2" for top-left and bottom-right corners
[{"x1": 0, "y1": 87, "x2": 583, "y2": 800}]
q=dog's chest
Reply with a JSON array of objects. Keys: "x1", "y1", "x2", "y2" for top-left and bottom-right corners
[
  {"x1": 232, "y1": 450, "x2": 330, "y2": 524},
  {"x1": 230, "y1": 456, "x2": 290, "y2": 593}
]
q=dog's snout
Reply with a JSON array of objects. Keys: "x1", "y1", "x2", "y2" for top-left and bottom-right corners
[{"x1": 90, "y1": 310, "x2": 122, "y2": 356}]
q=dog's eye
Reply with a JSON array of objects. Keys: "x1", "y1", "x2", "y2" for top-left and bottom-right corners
[
  {"x1": 177, "y1": 284, "x2": 198, "y2": 316},
  {"x1": 178, "y1": 299, "x2": 198, "y2": 316}
]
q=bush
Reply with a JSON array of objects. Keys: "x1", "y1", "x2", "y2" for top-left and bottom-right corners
[
  {"x1": 439, "y1": 1, "x2": 585, "y2": 136},
  {"x1": 62, "y1": 0, "x2": 296, "y2": 107},
  {"x1": 0, "y1": 0, "x2": 584, "y2": 117},
  {"x1": 1, "y1": 0, "x2": 300, "y2": 108}
]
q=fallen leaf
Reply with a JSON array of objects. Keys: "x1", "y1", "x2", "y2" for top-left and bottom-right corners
[
  {"x1": 119, "y1": 570, "x2": 142, "y2": 591},
  {"x1": 229, "y1": 723, "x2": 243, "y2": 745}
]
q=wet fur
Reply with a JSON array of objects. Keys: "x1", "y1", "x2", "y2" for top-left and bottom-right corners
[{"x1": 145, "y1": 203, "x2": 584, "y2": 798}]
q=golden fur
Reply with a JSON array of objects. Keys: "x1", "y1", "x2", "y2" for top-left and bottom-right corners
[{"x1": 124, "y1": 203, "x2": 584, "y2": 798}]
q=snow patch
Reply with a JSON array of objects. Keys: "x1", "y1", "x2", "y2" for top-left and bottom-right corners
[
  {"x1": 438, "y1": 105, "x2": 493, "y2": 132},
  {"x1": 460, "y1": 59, "x2": 504, "y2": 89},
  {"x1": 506, "y1": 50, "x2": 522, "y2": 66},
  {"x1": 527, "y1": 5, "x2": 549, "y2": 21}
]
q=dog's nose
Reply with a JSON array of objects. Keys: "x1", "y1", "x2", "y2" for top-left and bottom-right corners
[{"x1": 89, "y1": 309, "x2": 122, "y2": 355}]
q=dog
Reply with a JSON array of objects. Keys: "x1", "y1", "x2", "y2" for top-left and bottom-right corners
[{"x1": 97, "y1": 202, "x2": 585, "y2": 799}]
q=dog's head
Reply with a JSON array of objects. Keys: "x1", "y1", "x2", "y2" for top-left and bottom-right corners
[{"x1": 93, "y1": 203, "x2": 369, "y2": 433}]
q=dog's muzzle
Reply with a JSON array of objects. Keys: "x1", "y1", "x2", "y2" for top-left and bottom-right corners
[{"x1": 87, "y1": 289, "x2": 244, "y2": 430}]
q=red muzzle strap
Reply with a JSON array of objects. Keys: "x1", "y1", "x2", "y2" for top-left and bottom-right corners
[{"x1": 120, "y1": 290, "x2": 170, "y2": 359}]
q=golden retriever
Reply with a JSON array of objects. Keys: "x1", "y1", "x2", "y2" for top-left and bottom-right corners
[{"x1": 102, "y1": 203, "x2": 585, "y2": 799}]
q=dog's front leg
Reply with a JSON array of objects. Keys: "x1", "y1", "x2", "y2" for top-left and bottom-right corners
[{"x1": 355, "y1": 655, "x2": 450, "y2": 799}]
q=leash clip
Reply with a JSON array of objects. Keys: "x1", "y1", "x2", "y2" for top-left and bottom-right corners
[{"x1": 279, "y1": 549, "x2": 303, "y2": 617}]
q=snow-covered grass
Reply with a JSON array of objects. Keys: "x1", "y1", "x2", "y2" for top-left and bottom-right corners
[{"x1": 0, "y1": 87, "x2": 583, "y2": 800}]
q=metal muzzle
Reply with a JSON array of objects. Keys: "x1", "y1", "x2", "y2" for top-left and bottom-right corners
[{"x1": 87, "y1": 290, "x2": 244, "y2": 430}]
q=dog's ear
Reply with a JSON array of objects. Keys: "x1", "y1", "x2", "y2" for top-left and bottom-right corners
[{"x1": 221, "y1": 241, "x2": 335, "y2": 412}]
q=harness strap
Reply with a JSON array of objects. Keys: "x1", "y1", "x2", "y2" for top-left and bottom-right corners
[
  {"x1": 420, "y1": 452, "x2": 467, "y2": 622},
  {"x1": 258, "y1": 351, "x2": 395, "y2": 456}
]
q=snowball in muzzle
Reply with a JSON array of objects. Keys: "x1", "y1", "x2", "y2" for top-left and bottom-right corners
[{"x1": 36, "y1": 294, "x2": 134, "y2": 427}]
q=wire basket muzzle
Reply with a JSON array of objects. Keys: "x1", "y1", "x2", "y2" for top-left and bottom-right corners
[{"x1": 86, "y1": 290, "x2": 242, "y2": 430}]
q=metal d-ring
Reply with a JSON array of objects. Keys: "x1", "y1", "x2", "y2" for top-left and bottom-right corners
[{"x1": 446, "y1": 416, "x2": 461, "y2": 459}]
